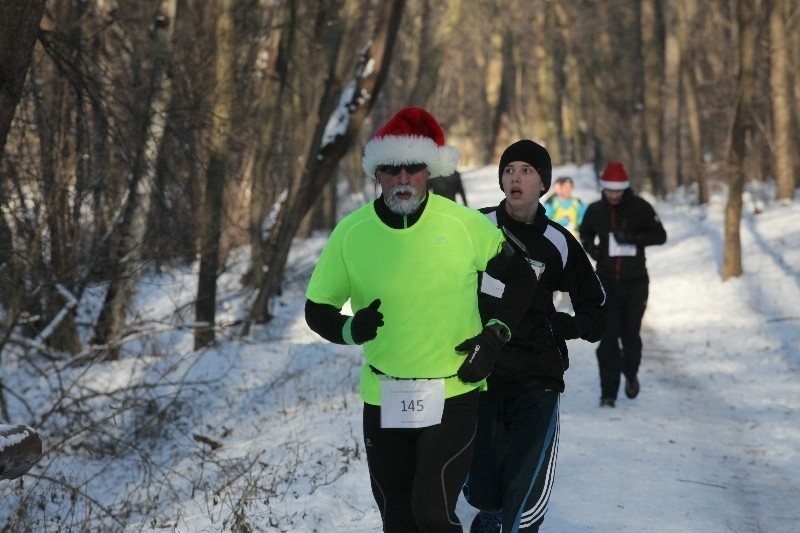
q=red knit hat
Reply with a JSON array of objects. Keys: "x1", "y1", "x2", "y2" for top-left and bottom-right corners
[
  {"x1": 362, "y1": 107, "x2": 459, "y2": 178},
  {"x1": 600, "y1": 161, "x2": 630, "y2": 190}
]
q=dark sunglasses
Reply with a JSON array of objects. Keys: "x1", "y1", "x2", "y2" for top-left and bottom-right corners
[{"x1": 376, "y1": 163, "x2": 428, "y2": 176}]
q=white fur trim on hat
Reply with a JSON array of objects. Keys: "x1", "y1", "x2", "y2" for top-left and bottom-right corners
[
  {"x1": 599, "y1": 178, "x2": 630, "y2": 190},
  {"x1": 362, "y1": 135, "x2": 459, "y2": 178},
  {"x1": 599, "y1": 161, "x2": 630, "y2": 190}
]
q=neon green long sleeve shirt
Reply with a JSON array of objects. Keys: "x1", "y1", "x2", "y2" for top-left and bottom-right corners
[{"x1": 306, "y1": 194, "x2": 505, "y2": 405}]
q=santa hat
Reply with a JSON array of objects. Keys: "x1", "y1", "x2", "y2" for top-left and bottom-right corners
[
  {"x1": 600, "y1": 161, "x2": 630, "y2": 190},
  {"x1": 362, "y1": 107, "x2": 459, "y2": 178}
]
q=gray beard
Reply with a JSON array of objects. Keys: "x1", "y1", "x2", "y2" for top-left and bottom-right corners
[{"x1": 385, "y1": 185, "x2": 422, "y2": 215}]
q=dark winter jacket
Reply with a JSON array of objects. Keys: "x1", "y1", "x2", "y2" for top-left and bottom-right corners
[
  {"x1": 428, "y1": 171, "x2": 468, "y2": 205},
  {"x1": 579, "y1": 189, "x2": 667, "y2": 282},
  {"x1": 478, "y1": 201, "x2": 606, "y2": 396}
]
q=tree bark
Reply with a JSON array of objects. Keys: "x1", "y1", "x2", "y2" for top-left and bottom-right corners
[
  {"x1": 31, "y1": 27, "x2": 82, "y2": 354},
  {"x1": 487, "y1": 30, "x2": 513, "y2": 159},
  {"x1": 195, "y1": 0, "x2": 234, "y2": 349},
  {"x1": 1, "y1": 16, "x2": 42, "y2": 352},
  {"x1": 246, "y1": 4, "x2": 291, "y2": 289},
  {"x1": 662, "y1": 0, "x2": 682, "y2": 194},
  {"x1": 553, "y1": 2, "x2": 586, "y2": 165},
  {"x1": 92, "y1": 0, "x2": 177, "y2": 357},
  {"x1": 409, "y1": 0, "x2": 461, "y2": 108},
  {"x1": 768, "y1": 0, "x2": 794, "y2": 201},
  {"x1": 723, "y1": 0, "x2": 758, "y2": 280},
  {"x1": 679, "y1": 0, "x2": 709, "y2": 204},
  {"x1": 641, "y1": 0, "x2": 666, "y2": 195},
  {"x1": 0, "y1": 0, "x2": 46, "y2": 163},
  {"x1": 533, "y1": 6, "x2": 560, "y2": 161}
]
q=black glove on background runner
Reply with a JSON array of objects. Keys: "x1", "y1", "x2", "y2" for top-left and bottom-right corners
[{"x1": 613, "y1": 230, "x2": 638, "y2": 244}]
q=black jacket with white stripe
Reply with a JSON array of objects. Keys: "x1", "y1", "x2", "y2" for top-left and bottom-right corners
[{"x1": 478, "y1": 201, "x2": 606, "y2": 396}]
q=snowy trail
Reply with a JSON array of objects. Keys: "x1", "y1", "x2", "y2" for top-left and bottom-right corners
[
  {"x1": 4, "y1": 164, "x2": 800, "y2": 533},
  {"x1": 539, "y1": 325, "x2": 798, "y2": 533},
  {"x1": 635, "y1": 332, "x2": 795, "y2": 532}
]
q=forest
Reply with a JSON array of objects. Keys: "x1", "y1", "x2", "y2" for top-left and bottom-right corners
[
  {"x1": 1, "y1": 0, "x2": 797, "y2": 357},
  {"x1": 0, "y1": 0, "x2": 798, "y2": 528}
]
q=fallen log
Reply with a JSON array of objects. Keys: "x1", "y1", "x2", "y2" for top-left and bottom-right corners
[{"x1": 0, "y1": 424, "x2": 42, "y2": 481}]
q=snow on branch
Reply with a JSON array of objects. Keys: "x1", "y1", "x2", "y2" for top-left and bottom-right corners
[
  {"x1": 320, "y1": 40, "x2": 375, "y2": 151},
  {"x1": 34, "y1": 284, "x2": 78, "y2": 346}
]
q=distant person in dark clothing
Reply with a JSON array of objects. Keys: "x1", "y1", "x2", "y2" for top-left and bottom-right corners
[
  {"x1": 591, "y1": 136, "x2": 605, "y2": 184},
  {"x1": 428, "y1": 170, "x2": 468, "y2": 205},
  {"x1": 579, "y1": 161, "x2": 667, "y2": 407}
]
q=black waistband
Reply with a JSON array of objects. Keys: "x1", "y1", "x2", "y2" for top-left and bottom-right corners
[{"x1": 369, "y1": 365, "x2": 456, "y2": 380}]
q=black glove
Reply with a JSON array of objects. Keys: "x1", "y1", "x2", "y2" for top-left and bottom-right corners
[
  {"x1": 455, "y1": 326, "x2": 506, "y2": 383},
  {"x1": 351, "y1": 299, "x2": 384, "y2": 344},
  {"x1": 613, "y1": 230, "x2": 638, "y2": 244},
  {"x1": 550, "y1": 311, "x2": 581, "y2": 340},
  {"x1": 585, "y1": 243, "x2": 603, "y2": 262}
]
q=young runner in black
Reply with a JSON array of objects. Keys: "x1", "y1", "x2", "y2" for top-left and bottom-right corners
[{"x1": 465, "y1": 140, "x2": 606, "y2": 532}]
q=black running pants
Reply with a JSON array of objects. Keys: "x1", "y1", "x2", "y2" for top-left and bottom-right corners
[{"x1": 363, "y1": 388, "x2": 479, "y2": 532}]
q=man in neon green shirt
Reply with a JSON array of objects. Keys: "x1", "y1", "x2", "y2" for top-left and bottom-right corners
[{"x1": 305, "y1": 107, "x2": 536, "y2": 532}]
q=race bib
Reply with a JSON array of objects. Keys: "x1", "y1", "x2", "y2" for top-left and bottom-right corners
[
  {"x1": 380, "y1": 378, "x2": 445, "y2": 428},
  {"x1": 608, "y1": 232, "x2": 636, "y2": 257},
  {"x1": 480, "y1": 273, "x2": 505, "y2": 298}
]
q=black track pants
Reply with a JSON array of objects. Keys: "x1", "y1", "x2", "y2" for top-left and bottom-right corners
[
  {"x1": 463, "y1": 390, "x2": 560, "y2": 532},
  {"x1": 596, "y1": 278, "x2": 649, "y2": 399},
  {"x1": 363, "y1": 389, "x2": 479, "y2": 532}
]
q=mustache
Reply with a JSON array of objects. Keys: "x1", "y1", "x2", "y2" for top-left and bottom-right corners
[{"x1": 390, "y1": 184, "x2": 417, "y2": 197}]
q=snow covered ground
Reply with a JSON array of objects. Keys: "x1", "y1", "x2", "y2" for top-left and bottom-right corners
[{"x1": 2, "y1": 163, "x2": 799, "y2": 532}]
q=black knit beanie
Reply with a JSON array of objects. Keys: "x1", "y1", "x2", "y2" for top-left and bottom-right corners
[{"x1": 498, "y1": 140, "x2": 552, "y2": 193}]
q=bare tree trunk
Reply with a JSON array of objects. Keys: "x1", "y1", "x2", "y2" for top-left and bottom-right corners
[
  {"x1": 553, "y1": 3, "x2": 585, "y2": 165},
  {"x1": 92, "y1": 0, "x2": 177, "y2": 358},
  {"x1": 769, "y1": 0, "x2": 794, "y2": 201},
  {"x1": 662, "y1": 0, "x2": 682, "y2": 194},
  {"x1": 532, "y1": 6, "x2": 563, "y2": 157},
  {"x1": 253, "y1": 0, "x2": 350, "y2": 305},
  {"x1": 195, "y1": 0, "x2": 234, "y2": 349},
  {"x1": 31, "y1": 50, "x2": 81, "y2": 354},
  {"x1": 0, "y1": 0, "x2": 45, "y2": 374},
  {"x1": 793, "y1": 15, "x2": 800, "y2": 182},
  {"x1": 0, "y1": 0, "x2": 46, "y2": 162},
  {"x1": 487, "y1": 30, "x2": 513, "y2": 159},
  {"x1": 723, "y1": 0, "x2": 758, "y2": 280},
  {"x1": 683, "y1": 67, "x2": 708, "y2": 204},
  {"x1": 680, "y1": 0, "x2": 709, "y2": 204},
  {"x1": 246, "y1": 5, "x2": 290, "y2": 289},
  {"x1": 299, "y1": 178, "x2": 336, "y2": 236},
  {"x1": 641, "y1": 0, "x2": 666, "y2": 195},
  {"x1": 242, "y1": 0, "x2": 405, "y2": 334},
  {"x1": 533, "y1": 6, "x2": 560, "y2": 160},
  {"x1": 409, "y1": 0, "x2": 461, "y2": 107}
]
